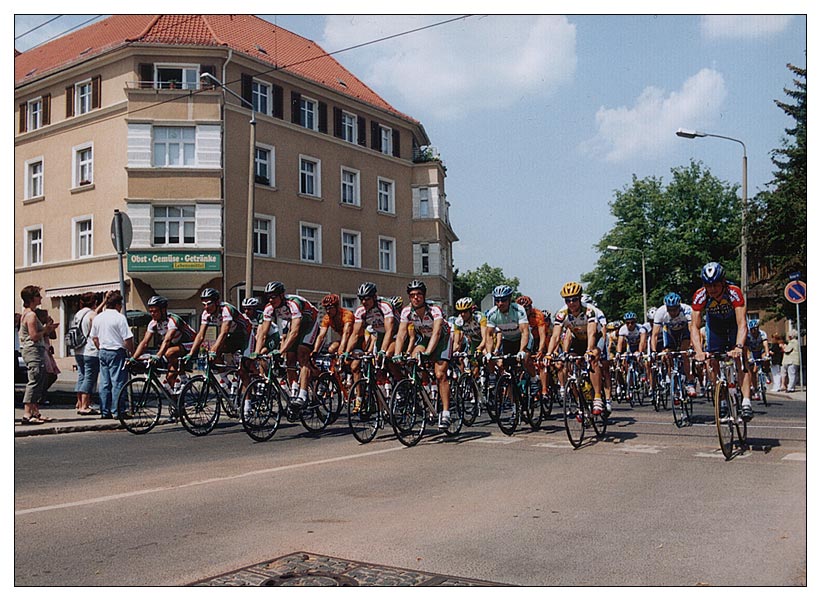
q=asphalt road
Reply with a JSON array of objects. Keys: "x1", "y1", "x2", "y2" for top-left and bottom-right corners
[{"x1": 14, "y1": 393, "x2": 806, "y2": 586}]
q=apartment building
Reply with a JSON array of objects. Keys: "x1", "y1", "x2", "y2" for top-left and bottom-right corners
[{"x1": 15, "y1": 15, "x2": 458, "y2": 358}]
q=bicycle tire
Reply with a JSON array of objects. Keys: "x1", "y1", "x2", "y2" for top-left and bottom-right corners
[
  {"x1": 179, "y1": 375, "x2": 220, "y2": 436},
  {"x1": 390, "y1": 379, "x2": 426, "y2": 447},
  {"x1": 441, "y1": 384, "x2": 464, "y2": 437},
  {"x1": 218, "y1": 368, "x2": 242, "y2": 419},
  {"x1": 541, "y1": 386, "x2": 556, "y2": 419},
  {"x1": 625, "y1": 369, "x2": 636, "y2": 408},
  {"x1": 118, "y1": 376, "x2": 162, "y2": 435},
  {"x1": 457, "y1": 373, "x2": 480, "y2": 427},
  {"x1": 240, "y1": 377, "x2": 281, "y2": 442},
  {"x1": 633, "y1": 368, "x2": 645, "y2": 406},
  {"x1": 494, "y1": 374, "x2": 519, "y2": 436},
  {"x1": 300, "y1": 373, "x2": 336, "y2": 432},
  {"x1": 485, "y1": 378, "x2": 498, "y2": 422},
  {"x1": 714, "y1": 381, "x2": 735, "y2": 459},
  {"x1": 563, "y1": 382, "x2": 585, "y2": 448},
  {"x1": 590, "y1": 392, "x2": 608, "y2": 438},
  {"x1": 759, "y1": 372, "x2": 769, "y2": 407},
  {"x1": 734, "y1": 391, "x2": 748, "y2": 444},
  {"x1": 523, "y1": 385, "x2": 543, "y2": 430},
  {"x1": 671, "y1": 373, "x2": 687, "y2": 428},
  {"x1": 347, "y1": 379, "x2": 380, "y2": 443}
]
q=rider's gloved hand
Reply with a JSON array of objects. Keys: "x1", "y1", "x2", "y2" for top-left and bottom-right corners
[
  {"x1": 181, "y1": 354, "x2": 192, "y2": 366},
  {"x1": 392, "y1": 355, "x2": 404, "y2": 364},
  {"x1": 516, "y1": 351, "x2": 527, "y2": 362},
  {"x1": 271, "y1": 349, "x2": 282, "y2": 357},
  {"x1": 248, "y1": 352, "x2": 258, "y2": 360},
  {"x1": 208, "y1": 351, "x2": 217, "y2": 361}
]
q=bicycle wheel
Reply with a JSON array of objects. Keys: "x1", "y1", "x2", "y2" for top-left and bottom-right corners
[
  {"x1": 671, "y1": 374, "x2": 688, "y2": 428},
  {"x1": 390, "y1": 379, "x2": 426, "y2": 447},
  {"x1": 541, "y1": 386, "x2": 556, "y2": 419},
  {"x1": 179, "y1": 375, "x2": 220, "y2": 436},
  {"x1": 590, "y1": 391, "x2": 608, "y2": 438},
  {"x1": 625, "y1": 369, "x2": 637, "y2": 408},
  {"x1": 441, "y1": 386, "x2": 464, "y2": 437},
  {"x1": 457, "y1": 373, "x2": 480, "y2": 427},
  {"x1": 240, "y1": 377, "x2": 281, "y2": 442},
  {"x1": 347, "y1": 379, "x2": 381, "y2": 444},
  {"x1": 300, "y1": 373, "x2": 337, "y2": 432},
  {"x1": 523, "y1": 384, "x2": 543, "y2": 430},
  {"x1": 218, "y1": 369, "x2": 242, "y2": 419},
  {"x1": 494, "y1": 375, "x2": 519, "y2": 436},
  {"x1": 118, "y1": 376, "x2": 162, "y2": 434},
  {"x1": 759, "y1": 373, "x2": 769, "y2": 406},
  {"x1": 714, "y1": 382, "x2": 735, "y2": 459},
  {"x1": 734, "y1": 392, "x2": 748, "y2": 444},
  {"x1": 485, "y1": 377, "x2": 498, "y2": 422},
  {"x1": 563, "y1": 383, "x2": 585, "y2": 448},
  {"x1": 327, "y1": 372, "x2": 346, "y2": 423},
  {"x1": 633, "y1": 369, "x2": 645, "y2": 406}
]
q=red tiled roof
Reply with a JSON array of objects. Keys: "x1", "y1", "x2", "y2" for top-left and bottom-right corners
[{"x1": 15, "y1": 14, "x2": 415, "y2": 123}]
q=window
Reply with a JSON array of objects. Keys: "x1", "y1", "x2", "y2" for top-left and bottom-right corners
[
  {"x1": 73, "y1": 144, "x2": 93, "y2": 187},
  {"x1": 25, "y1": 158, "x2": 44, "y2": 199},
  {"x1": 419, "y1": 187, "x2": 430, "y2": 218},
  {"x1": 341, "y1": 230, "x2": 361, "y2": 268},
  {"x1": 420, "y1": 244, "x2": 430, "y2": 274},
  {"x1": 74, "y1": 218, "x2": 93, "y2": 258},
  {"x1": 380, "y1": 126, "x2": 393, "y2": 155},
  {"x1": 155, "y1": 64, "x2": 199, "y2": 89},
  {"x1": 342, "y1": 112, "x2": 357, "y2": 143},
  {"x1": 300, "y1": 223, "x2": 322, "y2": 263},
  {"x1": 254, "y1": 215, "x2": 275, "y2": 257},
  {"x1": 255, "y1": 145, "x2": 274, "y2": 186},
  {"x1": 251, "y1": 80, "x2": 270, "y2": 114},
  {"x1": 299, "y1": 156, "x2": 321, "y2": 197},
  {"x1": 378, "y1": 178, "x2": 395, "y2": 214},
  {"x1": 153, "y1": 126, "x2": 196, "y2": 167},
  {"x1": 27, "y1": 98, "x2": 43, "y2": 131},
  {"x1": 153, "y1": 206, "x2": 195, "y2": 245},
  {"x1": 341, "y1": 296, "x2": 358, "y2": 311},
  {"x1": 300, "y1": 97, "x2": 317, "y2": 130},
  {"x1": 25, "y1": 226, "x2": 43, "y2": 266},
  {"x1": 379, "y1": 237, "x2": 396, "y2": 273},
  {"x1": 76, "y1": 81, "x2": 92, "y2": 115},
  {"x1": 340, "y1": 168, "x2": 360, "y2": 206}
]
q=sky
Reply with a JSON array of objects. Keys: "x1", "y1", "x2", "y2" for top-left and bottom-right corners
[{"x1": 12, "y1": 8, "x2": 810, "y2": 314}]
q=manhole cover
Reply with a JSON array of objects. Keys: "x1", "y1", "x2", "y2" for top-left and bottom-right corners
[{"x1": 262, "y1": 571, "x2": 359, "y2": 586}]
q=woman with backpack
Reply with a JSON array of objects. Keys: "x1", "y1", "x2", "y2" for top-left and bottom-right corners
[{"x1": 70, "y1": 292, "x2": 105, "y2": 415}]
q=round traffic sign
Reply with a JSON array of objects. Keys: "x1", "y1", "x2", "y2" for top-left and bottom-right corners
[{"x1": 784, "y1": 280, "x2": 807, "y2": 304}]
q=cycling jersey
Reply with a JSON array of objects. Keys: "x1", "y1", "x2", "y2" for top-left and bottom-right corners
[
  {"x1": 262, "y1": 295, "x2": 319, "y2": 349},
  {"x1": 585, "y1": 302, "x2": 607, "y2": 330},
  {"x1": 201, "y1": 302, "x2": 252, "y2": 354},
  {"x1": 321, "y1": 307, "x2": 354, "y2": 336},
  {"x1": 692, "y1": 284, "x2": 745, "y2": 353},
  {"x1": 618, "y1": 323, "x2": 647, "y2": 352},
  {"x1": 554, "y1": 304, "x2": 598, "y2": 340},
  {"x1": 148, "y1": 312, "x2": 196, "y2": 346},
  {"x1": 486, "y1": 302, "x2": 528, "y2": 342},
  {"x1": 653, "y1": 304, "x2": 692, "y2": 333},
  {"x1": 354, "y1": 299, "x2": 394, "y2": 334},
  {"x1": 454, "y1": 311, "x2": 487, "y2": 344},
  {"x1": 400, "y1": 303, "x2": 451, "y2": 360},
  {"x1": 747, "y1": 330, "x2": 768, "y2": 358}
]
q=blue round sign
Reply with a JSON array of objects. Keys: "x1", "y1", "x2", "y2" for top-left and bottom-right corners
[{"x1": 784, "y1": 281, "x2": 807, "y2": 304}]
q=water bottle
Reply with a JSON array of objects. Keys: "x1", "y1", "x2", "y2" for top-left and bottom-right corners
[
  {"x1": 582, "y1": 380, "x2": 593, "y2": 401},
  {"x1": 382, "y1": 382, "x2": 392, "y2": 398},
  {"x1": 529, "y1": 377, "x2": 540, "y2": 398},
  {"x1": 197, "y1": 349, "x2": 206, "y2": 371},
  {"x1": 230, "y1": 380, "x2": 238, "y2": 397}
]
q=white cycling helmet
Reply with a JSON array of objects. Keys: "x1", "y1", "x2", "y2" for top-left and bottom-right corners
[{"x1": 646, "y1": 307, "x2": 657, "y2": 321}]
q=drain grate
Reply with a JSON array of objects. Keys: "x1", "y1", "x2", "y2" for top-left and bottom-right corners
[{"x1": 191, "y1": 552, "x2": 508, "y2": 586}]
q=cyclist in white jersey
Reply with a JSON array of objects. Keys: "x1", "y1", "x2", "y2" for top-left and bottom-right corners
[
  {"x1": 582, "y1": 294, "x2": 613, "y2": 411},
  {"x1": 651, "y1": 292, "x2": 696, "y2": 395}
]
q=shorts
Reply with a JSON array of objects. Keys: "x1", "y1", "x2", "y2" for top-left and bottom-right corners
[
  {"x1": 223, "y1": 329, "x2": 252, "y2": 356},
  {"x1": 662, "y1": 328, "x2": 690, "y2": 350},
  {"x1": 282, "y1": 318, "x2": 319, "y2": 353},
  {"x1": 704, "y1": 323, "x2": 738, "y2": 354},
  {"x1": 416, "y1": 334, "x2": 452, "y2": 362}
]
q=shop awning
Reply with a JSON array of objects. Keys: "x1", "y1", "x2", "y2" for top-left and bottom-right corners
[{"x1": 45, "y1": 281, "x2": 128, "y2": 298}]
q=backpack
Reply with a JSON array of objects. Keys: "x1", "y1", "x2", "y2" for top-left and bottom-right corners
[{"x1": 65, "y1": 308, "x2": 91, "y2": 350}]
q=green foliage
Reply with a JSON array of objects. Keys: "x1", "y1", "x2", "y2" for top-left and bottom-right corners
[
  {"x1": 747, "y1": 64, "x2": 807, "y2": 322},
  {"x1": 583, "y1": 161, "x2": 741, "y2": 320},
  {"x1": 453, "y1": 263, "x2": 520, "y2": 305}
]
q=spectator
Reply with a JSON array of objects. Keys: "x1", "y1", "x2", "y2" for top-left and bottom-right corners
[
  {"x1": 90, "y1": 291, "x2": 135, "y2": 419},
  {"x1": 18, "y1": 285, "x2": 57, "y2": 424},
  {"x1": 35, "y1": 308, "x2": 60, "y2": 393},
  {"x1": 781, "y1": 331, "x2": 801, "y2": 393},
  {"x1": 72, "y1": 292, "x2": 104, "y2": 415},
  {"x1": 769, "y1": 333, "x2": 784, "y2": 392}
]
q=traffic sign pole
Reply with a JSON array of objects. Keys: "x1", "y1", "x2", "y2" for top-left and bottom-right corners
[{"x1": 783, "y1": 280, "x2": 806, "y2": 390}]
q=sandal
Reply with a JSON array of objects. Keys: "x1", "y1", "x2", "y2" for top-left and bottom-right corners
[
  {"x1": 20, "y1": 416, "x2": 46, "y2": 425},
  {"x1": 77, "y1": 409, "x2": 99, "y2": 415},
  {"x1": 32, "y1": 413, "x2": 53, "y2": 422}
]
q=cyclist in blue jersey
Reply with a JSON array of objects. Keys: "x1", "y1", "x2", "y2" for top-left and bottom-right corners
[{"x1": 746, "y1": 319, "x2": 771, "y2": 398}]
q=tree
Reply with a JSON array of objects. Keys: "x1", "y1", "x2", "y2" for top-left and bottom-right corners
[
  {"x1": 747, "y1": 64, "x2": 806, "y2": 322},
  {"x1": 583, "y1": 161, "x2": 741, "y2": 320},
  {"x1": 453, "y1": 263, "x2": 520, "y2": 305}
]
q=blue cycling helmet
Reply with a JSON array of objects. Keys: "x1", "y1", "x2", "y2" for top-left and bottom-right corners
[
  {"x1": 623, "y1": 312, "x2": 637, "y2": 321},
  {"x1": 748, "y1": 319, "x2": 760, "y2": 330},
  {"x1": 701, "y1": 261, "x2": 725, "y2": 284},
  {"x1": 492, "y1": 285, "x2": 513, "y2": 300},
  {"x1": 664, "y1": 292, "x2": 681, "y2": 307}
]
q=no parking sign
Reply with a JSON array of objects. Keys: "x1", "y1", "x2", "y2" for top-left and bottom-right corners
[{"x1": 784, "y1": 281, "x2": 807, "y2": 304}]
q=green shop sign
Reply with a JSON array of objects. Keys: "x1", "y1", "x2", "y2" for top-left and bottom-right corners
[{"x1": 128, "y1": 251, "x2": 221, "y2": 272}]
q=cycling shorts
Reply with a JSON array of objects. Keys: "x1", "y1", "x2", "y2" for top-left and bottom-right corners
[{"x1": 662, "y1": 328, "x2": 691, "y2": 350}]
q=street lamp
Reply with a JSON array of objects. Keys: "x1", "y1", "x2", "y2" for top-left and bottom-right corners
[
  {"x1": 606, "y1": 245, "x2": 648, "y2": 320},
  {"x1": 676, "y1": 128, "x2": 748, "y2": 296},
  {"x1": 201, "y1": 72, "x2": 257, "y2": 301}
]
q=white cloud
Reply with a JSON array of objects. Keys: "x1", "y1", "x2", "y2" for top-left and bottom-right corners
[
  {"x1": 321, "y1": 15, "x2": 576, "y2": 120},
  {"x1": 701, "y1": 15, "x2": 793, "y2": 40},
  {"x1": 581, "y1": 68, "x2": 727, "y2": 163}
]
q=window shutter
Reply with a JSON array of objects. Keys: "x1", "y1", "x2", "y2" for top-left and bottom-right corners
[
  {"x1": 371, "y1": 121, "x2": 380, "y2": 150},
  {"x1": 42, "y1": 94, "x2": 51, "y2": 125},
  {"x1": 138, "y1": 63, "x2": 153, "y2": 88},
  {"x1": 333, "y1": 107, "x2": 342, "y2": 138},
  {"x1": 357, "y1": 116, "x2": 366, "y2": 146},
  {"x1": 65, "y1": 85, "x2": 75, "y2": 118},
  {"x1": 430, "y1": 243, "x2": 441, "y2": 276},
  {"x1": 91, "y1": 75, "x2": 101, "y2": 109},
  {"x1": 392, "y1": 129, "x2": 401, "y2": 158},
  {"x1": 318, "y1": 101, "x2": 328, "y2": 133},
  {"x1": 272, "y1": 84, "x2": 283, "y2": 119},
  {"x1": 19, "y1": 103, "x2": 27, "y2": 133},
  {"x1": 412, "y1": 244, "x2": 422, "y2": 275},
  {"x1": 241, "y1": 73, "x2": 253, "y2": 106},
  {"x1": 291, "y1": 91, "x2": 301, "y2": 124}
]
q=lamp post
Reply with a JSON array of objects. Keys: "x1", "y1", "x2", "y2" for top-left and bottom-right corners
[
  {"x1": 606, "y1": 245, "x2": 648, "y2": 320},
  {"x1": 676, "y1": 128, "x2": 748, "y2": 296},
  {"x1": 201, "y1": 72, "x2": 257, "y2": 301}
]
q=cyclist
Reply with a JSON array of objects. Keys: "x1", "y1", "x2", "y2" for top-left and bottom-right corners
[
  {"x1": 393, "y1": 280, "x2": 453, "y2": 430},
  {"x1": 516, "y1": 295, "x2": 550, "y2": 402},
  {"x1": 690, "y1": 262, "x2": 753, "y2": 420},
  {"x1": 547, "y1": 282, "x2": 605, "y2": 415},
  {"x1": 451, "y1": 296, "x2": 488, "y2": 357},
  {"x1": 184, "y1": 287, "x2": 253, "y2": 385},
  {"x1": 651, "y1": 292, "x2": 695, "y2": 395},
  {"x1": 243, "y1": 297, "x2": 281, "y2": 358},
  {"x1": 483, "y1": 286, "x2": 532, "y2": 396},
  {"x1": 255, "y1": 281, "x2": 320, "y2": 415},
  {"x1": 746, "y1": 319, "x2": 771, "y2": 398},
  {"x1": 583, "y1": 294, "x2": 613, "y2": 412},
  {"x1": 345, "y1": 282, "x2": 396, "y2": 373},
  {"x1": 131, "y1": 295, "x2": 196, "y2": 391},
  {"x1": 312, "y1": 294, "x2": 354, "y2": 356}
]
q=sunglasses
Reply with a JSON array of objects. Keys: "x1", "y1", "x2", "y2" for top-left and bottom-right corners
[
  {"x1": 564, "y1": 296, "x2": 581, "y2": 303},
  {"x1": 494, "y1": 297, "x2": 510, "y2": 303},
  {"x1": 202, "y1": 300, "x2": 216, "y2": 306},
  {"x1": 409, "y1": 292, "x2": 425, "y2": 298}
]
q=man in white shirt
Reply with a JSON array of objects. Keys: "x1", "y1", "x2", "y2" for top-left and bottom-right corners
[{"x1": 91, "y1": 291, "x2": 135, "y2": 419}]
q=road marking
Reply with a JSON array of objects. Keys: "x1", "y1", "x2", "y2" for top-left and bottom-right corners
[
  {"x1": 15, "y1": 445, "x2": 406, "y2": 516},
  {"x1": 782, "y1": 453, "x2": 806, "y2": 461},
  {"x1": 618, "y1": 444, "x2": 664, "y2": 454},
  {"x1": 474, "y1": 437, "x2": 521, "y2": 445},
  {"x1": 532, "y1": 442, "x2": 570, "y2": 449},
  {"x1": 694, "y1": 450, "x2": 751, "y2": 459}
]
